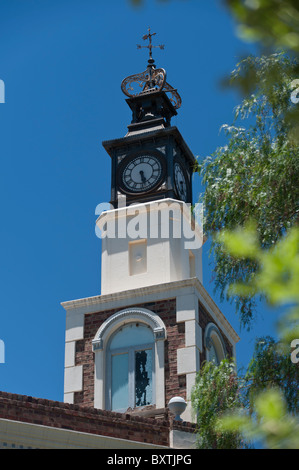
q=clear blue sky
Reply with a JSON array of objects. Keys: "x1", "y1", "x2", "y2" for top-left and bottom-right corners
[{"x1": 0, "y1": 0, "x2": 281, "y2": 401}]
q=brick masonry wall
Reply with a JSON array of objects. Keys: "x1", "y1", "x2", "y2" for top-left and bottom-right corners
[
  {"x1": 74, "y1": 298, "x2": 186, "y2": 409},
  {"x1": 198, "y1": 300, "x2": 233, "y2": 364},
  {"x1": 0, "y1": 391, "x2": 170, "y2": 447}
]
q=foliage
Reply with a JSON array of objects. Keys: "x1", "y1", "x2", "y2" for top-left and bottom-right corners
[
  {"x1": 191, "y1": 225, "x2": 299, "y2": 449},
  {"x1": 244, "y1": 336, "x2": 299, "y2": 414},
  {"x1": 218, "y1": 223, "x2": 299, "y2": 342},
  {"x1": 224, "y1": 0, "x2": 299, "y2": 55},
  {"x1": 200, "y1": 55, "x2": 299, "y2": 448},
  {"x1": 215, "y1": 224, "x2": 299, "y2": 448},
  {"x1": 192, "y1": 336, "x2": 299, "y2": 448},
  {"x1": 131, "y1": 0, "x2": 299, "y2": 57},
  {"x1": 223, "y1": 1, "x2": 299, "y2": 131},
  {"x1": 191, "y1": 359, "x2": 248, "y2": 448},
  {"x1": 197, "y1": 54, "x2": 299, "y2": 328},
  {"x1": 218, "y1": 388, "x2": 299, "y2": 449}
]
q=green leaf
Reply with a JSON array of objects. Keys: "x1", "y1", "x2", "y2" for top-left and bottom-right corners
[
  {"x1": 255, "y1": 389, "x2": 287, "y2": 420},
  {"x1": 217, "y1": 223, "x2": 260, "y2": 259}
]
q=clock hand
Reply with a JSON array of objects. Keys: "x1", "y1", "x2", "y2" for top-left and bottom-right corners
[
  {"x1": 140, "y1": 170, "x2": 146, "y2": 183},
  {"x1": 179, "y1": 181, "x2": 186, "y2": 196}
]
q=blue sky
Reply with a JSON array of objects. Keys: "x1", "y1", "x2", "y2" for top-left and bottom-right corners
[{"x1": 0, "y1": 0, "x2": 281, "y2": 401}]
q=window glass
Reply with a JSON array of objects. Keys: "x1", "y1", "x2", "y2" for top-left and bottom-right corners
[
  {"x1": 110, "y1": 323, "x2": 154, "y2": 349},
  {"x1": 108, "y1": 323, "x2": 155, "y2": 411},
  {"x1": 209, "y1": 342, "x2": 219, "y2": 365},
  {"x1": 135, "y1": 349, "x2": 152, "y2": 407},
  {"x1": 111, "y1": 352, "x2": 129, "y2": 411}
]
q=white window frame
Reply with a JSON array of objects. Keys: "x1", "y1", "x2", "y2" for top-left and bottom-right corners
[
  {"x1": 92, "y1": 308, "x2": 166, "y2": 411},
  {"x1": 106, "y1": 336, "x2": 155, "y2": 412}
]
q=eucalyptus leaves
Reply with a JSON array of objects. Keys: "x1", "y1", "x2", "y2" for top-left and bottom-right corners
[{"x1": 196, "y1": 54, "x2": 299, "y2": 328}]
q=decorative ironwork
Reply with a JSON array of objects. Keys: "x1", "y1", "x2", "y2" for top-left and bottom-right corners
[
  {"x1": 162, "y1": 81, "x2": 182, "y2": 110},
  {"x1": 120, "y1": 28, "x2": 182, "y2": 109},
  {"x1": 121, "y1": 67, "x2": 166, "y2": 98}
]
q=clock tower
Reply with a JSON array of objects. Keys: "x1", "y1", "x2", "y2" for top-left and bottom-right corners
[
  {"x1": 62, "y1": 31, "x2": 240, "y2": 422},
  {"x1": 104, "y1": 29, "x2": 193, "y2": 209}
]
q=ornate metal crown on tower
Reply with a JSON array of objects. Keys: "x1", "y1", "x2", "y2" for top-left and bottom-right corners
[{"x1": 121, "y1": 28, "x2": 182, "y2": 110}]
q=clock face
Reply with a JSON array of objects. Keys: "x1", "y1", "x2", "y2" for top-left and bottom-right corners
[
  {"x1": 174, "y1": 162, "x2": 188, "y2": 202},
  {"x1": 120, "y1": 154, "x2": 164, "y2": 193}
]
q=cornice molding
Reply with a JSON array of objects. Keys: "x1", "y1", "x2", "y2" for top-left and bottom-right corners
[{"x1": 61, "y1": 278, "x2": 240, "y2": 344}]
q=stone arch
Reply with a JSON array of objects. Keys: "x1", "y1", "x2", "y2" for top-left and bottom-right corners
[
  {"x1": 92, "y1": 307, "x2": 166, "y2": 351},
  {"x1": 204, "y1": 322, "x2": 227, "y2": 364},
  {"x1": 93, "y1": 307, "x2": 167, "y2": 411}
]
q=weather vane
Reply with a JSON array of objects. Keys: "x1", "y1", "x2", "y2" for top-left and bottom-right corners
[
  {"x1": 137, "y1": 27, "x2": 164, "y2": 63},
  {"x1": 120, "y1": 28, "x2": 182, "y2": 109}
]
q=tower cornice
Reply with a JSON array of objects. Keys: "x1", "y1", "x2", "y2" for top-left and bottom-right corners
[
  {"x1": 61, "y1": 277, "x2": 240, "y2": 345},
  {"x1": 102, "y1": 126, "x2": 195, "y2": 166}
]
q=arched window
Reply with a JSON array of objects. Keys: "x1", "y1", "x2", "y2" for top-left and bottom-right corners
[
  {"x1": 208, "y1": 342, "x2": 219, "y2": 365},
  {"x1": 107, "y1": 322, "x2": 155, "y2": 412},
  {"x1": 204, "y1": 323, "x2": 226, "y2": 366},
  {"x1": 92, "y1": 308, "x2": 166, "y2": 412}
]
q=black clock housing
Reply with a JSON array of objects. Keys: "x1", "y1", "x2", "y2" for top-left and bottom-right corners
[{"x1": 102, "y1": 91, "x2": 195, "y2": 208}]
